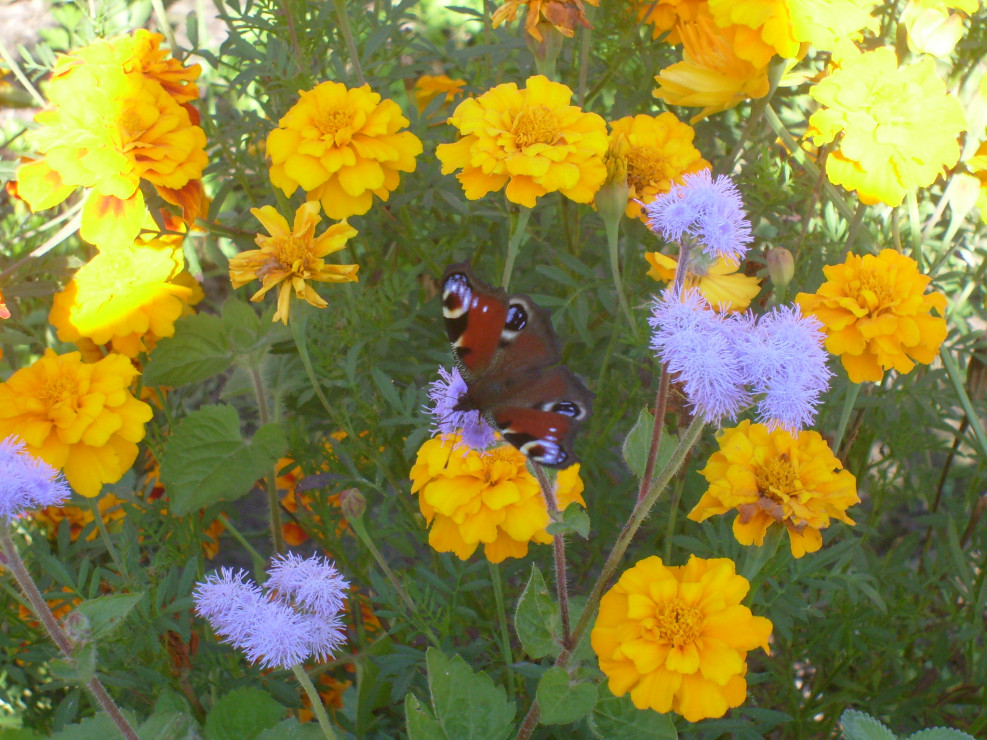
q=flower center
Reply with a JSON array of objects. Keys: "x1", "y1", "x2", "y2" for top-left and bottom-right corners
[
  {"x1": 512, "y1": 106, "x2": 560, "y2": 149},
  {"x1": 849, "y1": 269, "x2": 895, "y2": 314},
  {"x1": 755, "y1": 453, "x2": 797, "y2": 502},
  {"x1": 274, "y1": 236, "x2": 312, "y2": 274},
  {"x1": 643, "y1": 598, "x2": 703, "y2": 647},
  {"x1": 314, "y1": 107, "x2": 354, "y2": 143},
  {"x1": 626, "y1": 145, "x2": 669, "y2": 190},
  {"x1": 41, "y1": 372, "x2": 80, "y2": 412}
]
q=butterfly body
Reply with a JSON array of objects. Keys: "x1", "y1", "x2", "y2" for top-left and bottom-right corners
[{"x1": 441, "y1": 261, "x2": 593, "y2": 468}]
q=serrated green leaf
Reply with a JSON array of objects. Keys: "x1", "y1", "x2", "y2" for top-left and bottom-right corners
[
  {"x1": 589, "y1": 687, "x2": 677, "y2": 740},
  {"x1": 74, "y1": 593, "x2": 144, "y2": 641},
  {"x1": 204, "y1": 687, "x2": 283, "y2": 740},
  {"x1": 255, "y1": 718, "x2": 324, "y2": 740},
  {"x1": 907, "y1": 729, "x2": 978, "y2": 740},
  {"x1": 622, "y1": 408, "x2": 676, "y2": 480},
  {"x1": 840, "y1": 709, "x2": 897, "y2": 740},
  {"x1": 50, "y1": 714, "x2": 122, "y2": 740},
  {"x1": 536, "y1": 667, "x2": 598, "y2": 725},
  {"x1": 50, "y1": 642, "x2": 96, "y2": 685},
  {"x1": 138, "y1": 711, "x2": 200, "y2": 740},
  {"x1": 425, "y1": 649, "x2": 514, "y2": 740},
  {"x1": 406, "y1": 693, "x2": 447, "y2": 740},
  {"x1": 142, "y1": 313, "x2": 233, "y2": 387},
  {"x1": 514, "y1": 565, "x2": 559, "y2": 659},
  {"x1": 222, "y1": 298, "x2": 264, "y2": 353},
  {"x1": 160, "y1": 405, "x2": 287, "y2": 515}
]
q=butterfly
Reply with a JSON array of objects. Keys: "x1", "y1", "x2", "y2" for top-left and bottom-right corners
[{"x1": 440, "y1": 261, "x2": 593, "y2": 468}]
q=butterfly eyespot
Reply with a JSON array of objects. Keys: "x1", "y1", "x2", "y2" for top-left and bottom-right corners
[
  {"x1": 442, "y1": 273, "x2": 471, "y2": 319},
  {"x1": 519, "y1": 439, "x2": 567, "y2": 467},
  {"x1": 504, "y1": 303, "x2": 528, "y2": 333}
]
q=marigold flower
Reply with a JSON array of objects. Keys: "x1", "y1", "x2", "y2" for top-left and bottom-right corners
[
  {"x1": 806, "y1": 48, "x2": 966, "y2": 207},
  {"x1": 609, "y1": 114, "x2": 708, "y2": 221},
  {"x1": 414, "y1": 74, "x2": 466, "y2": 114},
  {"x1": 0, "y1": 437, "x2": 71, "y2": 521},
  {"x1": 436, "y1": 75, "x2": 608, "y2": 207},
  {"x1": 0, "y1": 350, "x2": 153, "y2": 498},
  {"x1": 969, "y1": 140, "x2": 987, "y2": 224},
  {"x1": 34, "y1": 492, "x2": 126, "y2": 541},
  {"x1": 49, "y1": 235, "x2": 198, "y2": 358},
  {"x1": 492, "y1": 0, "x2": 598, "y2": 41},
  {"x1": 796, "y1": 249, "x2": 948, "y2": 383},
  {"x1": 645, "y1": 251, "x2": 761, "y2": 312},
  {"x1": 631, "y1": 0, "x2": 707, "y2": 43},
  {"x1": 0, "y1": 290, "x2": 9, "y2": 320},
  {"x1": 901, "y1": 1, "x2": 971, "y2": 56},
  {"x1": 229, "y1": 201, "x2": 359, "y2": 325},
  {"x1": 267, "y1": 82, "x2": 422, "y2": 220},
  {"x1": 409, "y1": 435, "x2": 585, "y2": 564},
  {"x1": 591, "y1": 554, "x2": 772, "y2": 721},
  {"x1": 689, "y1": 421, "x2": 859, "y2": 557}
]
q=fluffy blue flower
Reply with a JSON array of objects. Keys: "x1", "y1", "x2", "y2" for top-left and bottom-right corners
[
  {"x1": 0, "y1": 436, "x2": 70, "y2": 522},
  {"x1": 266, "y1": 552, "x2": 349, "y2": 619},
  {"x1": 644, "y1": 170, "x2": 753, "y2": 263},
  {"x1": 425, "y1": 366, "x2": 496, "y2": 451}
]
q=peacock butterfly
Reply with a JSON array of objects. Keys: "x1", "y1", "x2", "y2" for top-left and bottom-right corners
[{"x1": 440, "y1": 261, "x2": 593, "y2": 468}]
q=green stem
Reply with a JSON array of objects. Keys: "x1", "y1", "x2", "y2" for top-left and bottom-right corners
[
  {"x1": 717, "y1": 56, "x2": 786, "y2": 177},
  {"x1": 501, "y1": 207, "x2": 532, "y2": 290},
  {"x1": 604, "y1": 212, "x2": 635, "y2": 331},
  {"x1": 0, "y1": 37, "x2": 44, "y2": 105},
  {"x1": 221, "y1": 515, "x2": 268, "y2": 575},
  {"x1": 334, "y1": 0, "x2": 366, "y2": 84},
  {"x1": 488, "y1": 562, "x2": 516, "y2": 685},
  {"x1": 831, "y1": 381, "x2": 860, "y2": 456},
  {"x1": 940, "y1": 347, "x2": 987, "y2": 459},
  {"x1": 292, "y1": 664, "x2": 339, "y2": 740},
  {"x1": 534, "y1": 464, "x2": 570, "y2": 648},
  {"x1": 149, "y1": 0, "x2": 181, "y2": 60},
  {"x1": 248, "y1": 363, "x2": 285, "y2": 554}
]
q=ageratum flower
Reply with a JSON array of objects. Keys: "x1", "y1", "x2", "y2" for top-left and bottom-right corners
[
  {"x1": 409, "y1": 435, "x2": 585, "y2": 563},
  {"x1": 0, "y1": 350, "x2": 153, "y2": 497},
  {"x1": 608, "y1": 113, "x2": 709, "y2": 221},
  {"x1": 0, "y1": 437, "x2": 71, "y2": 522},
  {"x1": 796, "y1": 249, "x2": 948, "y2": 383},
  {"x1": 807, "y1": 48, "x2": 966, "y2": 207},
  {"x1": 591, "y1": 555, "x2": 772, "y2": 721},
  {"x1": 267, "y1": 82, "x2": 423, "y2": 220},
  {"x1": 436, "y1": 75, "x2": 609, "y2": 208},
  {"x1": 689, "y1": 420, "x2": 859, "y2": 557},
  {"x1": 425, "y1": 366, "x2": 497, "y2": 452},
  {"x1": 229, "y1": 201, "x2": 359, "y2": 325}
]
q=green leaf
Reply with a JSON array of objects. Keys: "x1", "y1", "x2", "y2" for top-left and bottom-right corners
[
  {"x1": 840, "y1": 709, "x2": 897, "y2": 740},
  {"x1": 514, "y1": 565, "x2": 559, "y2": 659},
  {"x1": 160, "y1": 405, "x2": 287, "y2": 516},
  {"x1": 223, "y1": 298, "x2": 264, "y2": 353},
  {"x1": 1, "y1": 728, "x2": 45, "y2": 739},
  {"x1": 907, "y1": 730, "x2": 978, "y2": 740},
  {"x1": 74, "y1": 593, "x2": 144, "y2": 641},
  {"x1": 142, "y1": 313, "x2": 233, "y2": 387},
  {"x1": 536, "y1": 667, "x2": 598, "y2": 725},
  {"x1": 50, "y1": 714, "x2": 122, "y2": 740},
  {"x1": 255, "y1": 719, "x2": 324, "y2": 740},
  {"x1": 589, "y1": 687, "x2": 677, "y2": 740},
  {"x1": 546, "y1": 503, "x2": 591, "y2": 538},
  {"x1": 138, "y1": 711, "x2": 200, "y2": 740},
  {"x1": 425, "y1": 649, "x2": 515, "y2": 740},
  {"x1": 204, "y1": 687, "x2": 284, "y2": 740},
  {"x1": 405, "y1": 693, "x2": 447, "y2": 740},
  {"x1": 622, "y1": 408, "x2": 676, "y2": 480},
  {"x1": 50, "y1": 641, "x2": 96, "y2": 685}
]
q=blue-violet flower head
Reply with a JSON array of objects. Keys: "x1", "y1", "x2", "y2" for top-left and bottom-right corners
[
  {"x1": 0, "y1": 436, "x2": 71, "y2": 522},
  {"x1": 426, "y1": 366, "x2": 496, "y2": 451},
  {"x1": 266, "y1": 552, "x2": 349, "y2": 619}
]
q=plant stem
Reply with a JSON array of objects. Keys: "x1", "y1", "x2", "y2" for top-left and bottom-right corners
[
  {"x1": 248, "y1": 363, "x2": 285, "y2": 554},
  {"x1": 501, "y1": 207, "x2": 532, "y2": 290},
  {"x1": 334, "y1": 0, "x2": 366, "y2": 84},
  {"x1": 831, "y1": 381, "x2": 860, "y2": 457},
  {"x1": 488, "y1": 562, "x2": 517, "y2": 688},
  {"x1": 604, "y1": 209, "x2": 635, "y2": 331},
  {"x1": 534, "y1": 464, "x2": 570, "y2": 649},
  {"x1": 292, "y1": 664, "x2": 339, "y2": 739}
]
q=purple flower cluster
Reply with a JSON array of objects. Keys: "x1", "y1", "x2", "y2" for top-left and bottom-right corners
[
  {"x1": 644, "y1": 171, "x2": 753, "y2": 263},
  {"x1": 0, "y1": 437, "x2": 70, "y2": 522},
  {"x1": 425, "y1": 365, "x2": 496, "y2": 451},
  {"x1": 649, "y1": 289, "x2": 831, "y2": 431},
  {"x1": 193, "y1": 554, "x2": 348, "y2": 670}
]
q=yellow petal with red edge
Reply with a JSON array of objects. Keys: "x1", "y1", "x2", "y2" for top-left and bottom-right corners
[{"x1": 81, "y1": 191, "x2": 145, "y2": 249}]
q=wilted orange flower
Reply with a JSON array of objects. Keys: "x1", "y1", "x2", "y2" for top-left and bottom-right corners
[
  {"x1": 34, "y1": 492, "x2": 126, "y2": 542},
  {"x1": 409, "y1": 434, "x2": 585, "y2": 563},
  {"x1": 806, "y1": 48, "x2": 966, "y2": 207},
  {"x1": 796, "y1": 249, "x2": 948, "y2": 383},
  {"x1": 646, "y1": 251, "x2": 761, "y2": 312},
  {"x1": 276, "y1": 453, "x2": 348, "y2": 547},
  {"x1": 229, "y1": 201, "x2": 358, "y2": 325},
  {"x1": 609, "y1": 114, "x2": 708, "y2": 221},
  {"x1": 436, "y1": 75, "x2": 608, "y2": 207},
  {"x1": 492, "y1": 0, "x2": 599, "y2": 40},
  {"x1": 414, "y1": 74, "x2": 466, "y2": 114},
  {"x1": 0, "y1": 350, "x2": 153, "y2": 497},
  {"x1": 689, "y1": 421, "x2": 859, "y2": 558},
  {"x1": 591, "y1": 555, "x2": 772, "y2": 721},
  {"x1": 267, "y1": 81, "x2": 422, "y2": 220}
]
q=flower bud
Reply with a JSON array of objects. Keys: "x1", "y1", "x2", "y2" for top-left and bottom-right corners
[
  {"x1": 595, "y1": 134, "x2": 630, "y2": 228},
  {"x1": 766, "y1": 247, "x2": 795, "y2": 289},
  {"x1": 338, "y1": 488, "x2": 366, "y2": 520}
]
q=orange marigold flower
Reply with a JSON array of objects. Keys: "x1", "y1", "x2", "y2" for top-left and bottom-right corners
[
  {"x1": 0, "y1": 350, "x2": 153, "y2": 497},
  {"x1": 631, "y1": 0, "x2": 707, "y2": 42},
  {"x1": 646, "y1": 251, "x2": 761, "y2": 312},
  {"x1": 229, "y1": 201, "x2": 358, "y2": 325},
  {"x1": 806, "y1": 48, "x2": 966, "y2": 207},
  {"x1": 0, "y1": 290, "x2": 8, "y2": 320},
  {"x1": 34, "y1": 492, "x2": 126, "y2": 542},
  {"x1": 409, "y1": 434, "x2": 585, "y2": 564},
  {"x1": 414, "y1": 74, "x2": 466, "y2": 114},
  {"x1": 492, "y1": 0, "x2": 598, "y2": 41},
  {"x1": 49, "y1": 234, "x2": 199, "y2": 358},
  {"x1": 609, "y1": 113, "x2": 708, "y2": 221},
  {"x1": 591, "y1": 554, "x2": 772, "y2": 721},
  {"x1": 267, "y1": 81, "x2": 422, "y2": 220},
  {"x1": 796, "y1": 249, "x2": 948, "y2": 383},
  {"x1": 436, "y1": 75, "x2": 608, "y2": 207},
  {"x1": 689, "y1": 420, "x2": 859, "y2": 557}
]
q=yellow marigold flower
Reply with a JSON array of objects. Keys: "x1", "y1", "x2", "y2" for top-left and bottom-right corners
[
  {"x1": 591, "y1": 554, "x2": 772, "y2": 721},
  {"x1": 796, "y1": 249, "x2": 947, "y2": 384},
  {"x1": 609, "y1": 114, "x2": 709, "y2": 221},
  {"x1": 806, "y1": 48, "x2": 966, "y2": 207},
  {"x1": 409, "y1": 434, "x2": 585, "y2": 564},
  {"x1": 267, "y1": 81, "x2": 422, "y2": 220},
  {"x1": 492, "y1": 0, "x2": 598, "y2": 41},
  {"x1": 50, "y1": 29, "x2": 200, "y2": 104},
  {"x1": 16, "y1": 65, "x2": 207, "y2": 249},
  {"x1": 631, "y1": 0, "x2": 707, "y2": 43},
  {"x1": 49, "y1": 235, "x2": 198, "y2": 358},
  {"x1": 34, "y1": 492, "x2": 126, "y2": 542},
  {"x1": 969, "y1": 140, "x2": 987, "y2": 224},
  {"x1": 689, "y1": 421, "x2": 859, "y2": 558},
  {"x1": 653, "y1": 15, "x2": 772, "y2": 122},
  {"x1": 0, "y1": 350, "x2": 153, "y2": 497},
  {"x1": 646, "y1": 251, "x2": 761, "y2": 312},
  {"x1": 229, "y1": 201, "x2": 359, "y2": 325},
  {"x1": 436, "y1": 75, "x2": 608, "y2": 207},
  {"x1": 901, "y1": 0, "x2": 976, "y2": 57},
  {"x1": 414, "y1": 74, "x2": 466, "y2": 114}
]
